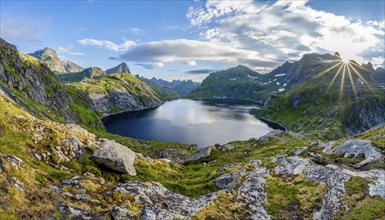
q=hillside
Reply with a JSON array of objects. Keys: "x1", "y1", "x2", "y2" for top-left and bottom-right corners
[
  {"x1": 188, "y1": 65, "x2": 267, "y2": 103},
  {"x1": 28, "y1": 48, "x2": 84, "y2": 73},
  {"x1": 58, "y1": 67, "x2": 106, "y2": 84},
  {"x1": 252, "y1": 53, "x2": 385, "y2": 139},
  {"x1": 0, "y1": 38, "x2": 102, "y2": 129},
  {"x1": 70, "y1": 73, "x2": 163, "y2": 116}
]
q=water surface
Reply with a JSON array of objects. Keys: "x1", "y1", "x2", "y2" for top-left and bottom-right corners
[{"x1": 103, "y1": 99, "x2": 274, "y2": 147}]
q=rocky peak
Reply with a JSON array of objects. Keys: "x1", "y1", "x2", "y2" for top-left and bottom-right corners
[
  {"x1": 28, "y1": 47, "x2": 84, "y2": 73},
  {"x1": 334, "y1": 52, "x2": 341, "y2": 59},
  {"x1": 106, "y1": 62, "x2": 131, "y2": 74}
]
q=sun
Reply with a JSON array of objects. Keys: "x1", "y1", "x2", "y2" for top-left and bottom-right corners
[{"x1": 340, "y1": 55, "x2": 351, "y2": 64}]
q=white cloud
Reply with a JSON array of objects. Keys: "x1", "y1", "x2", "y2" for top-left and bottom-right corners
[
  {"x1": 187, "y1": 0, "x2": 385, "y2": 65},
  {"x1": 116, "y1": 28, "x2": 146, "y2": 36},
  {"x1": 0, "y1": 17, "x2": 45, "y2": 42},
  {"x1": 58, "y1": 45, "x2": 85, "y2": 56},
  {"x1": 113, "y1": 39, "x2": 279, "y2": 69},
  {"x1": 78, "y1": 38, "x2": 136, "y2": 52}
]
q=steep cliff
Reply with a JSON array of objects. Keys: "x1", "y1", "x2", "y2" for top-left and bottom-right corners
[{"x1": 70, "y1": 73, "x2": 163, "y2": 116}]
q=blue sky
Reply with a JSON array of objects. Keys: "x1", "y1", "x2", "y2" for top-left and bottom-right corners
[{"x1": 1, "y1": 0, "x2": 384, "y2": 81}]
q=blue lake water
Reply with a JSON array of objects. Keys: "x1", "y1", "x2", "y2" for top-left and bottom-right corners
[{"x1": 103, "y1": 99, "x2": 274, "y2": 147}]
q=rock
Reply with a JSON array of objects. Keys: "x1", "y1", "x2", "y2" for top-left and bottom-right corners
[
  {"x1": 110, "y1": 206, "x2": 137, "y2": 220},
  {"x1": 182, "y1": 144, "x2": 197, "y2": 151},
  {"x1": 237, "y1": 164, "x2": 270, "y2": 220},
  {"x1": 274, "y1": 156, "x2": 310, "y2": 176},
  {"x1": 258, "y1": 130, "x2": 285, "y2": 142},
  {"x1": 61, "y1": 176, "x2": 82, "y2": 186},
  {"x1": 75, "y1": 194, "x2": 89, "y2": 201},
  {"x1": 180, "y1": 147, "x2": 211, "y2": 164},
  {"x1": 93, "y1": 139, "x2": 136, "y2": 176},
  {"x1": 305, "y1": 165, "x2": 350, "y2": 220},
  {"x1": 215, "y1": 143, "x2": 235, "y2": 151},
  {"x1": 332, "y1": 139, "x2": 382, "y2": 167},
  {"x1": 59, "y1": 204, "x2": 93, "y2": 220},
  {"x1": 109, "y1": 181, "x2": 217, "y2": 220},
  {"x1": 157, "y1": 150, "x2": 182, "y2": 159},
  {"x1": 212, "y1": 171, "x2": 243, "y2": 189},
  {"x1": 341, "y1": 169, "x2": 385, "y2": 199},
  {"x1": 5, "y1": 155, "x2": 24, "y2": 169}
]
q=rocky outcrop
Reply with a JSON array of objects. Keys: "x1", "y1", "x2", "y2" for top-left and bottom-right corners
[
  {"x1": 257, "y1": 130, "x2": 285, "y2": 142},
  {"x1": 332, "y1": 139, "x2": 383, "y2": 167},
  {"x1": 180, "y1": 146, "x2": 211, "y2": 164},
  {"x1": 305, "y1": 165, "x2": 350, "y2": 220},
  {"x1": 88, "y1": 87, "x2": 161, "y2": 116},
  {"x1": 110, "y1": 181, "x2": 218, "y2": 220},
  {"x1": 237, "y1": 164, "x2": 270, "y2": 220},
  {"x1": 110, "y1": 206, "x2": 137, "y2": 220},
  {"x1": 212, "y1": 171, "x2": 244, "y2": 189},
  {"x1": 71, "y1": 73, "x2": 163, "y2": 116},
  {"x1": 215, "y1": 143, "x2": 235, "y2": 151},
  {"x1": 274, "y1": 156, "x2": 310, "y2": 176},
  {"x1": 92, "y1": 139, "x2": 136, "y2": 175}
]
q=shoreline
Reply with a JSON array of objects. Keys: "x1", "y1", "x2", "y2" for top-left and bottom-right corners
[
  {"x1": 100, "y1": 101, "x2": 165, "y2": 122},
  {"x1": 251, "y1": 114, "x2": 287, "y2": 131}
]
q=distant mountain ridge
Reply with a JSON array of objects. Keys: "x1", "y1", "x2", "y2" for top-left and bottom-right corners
[
  {"x1": 29, "y1": 47, "x2": 84, "y2": 73},
  {"x1": 144, "y1": 77, "x2": 200, "y2": 96}
]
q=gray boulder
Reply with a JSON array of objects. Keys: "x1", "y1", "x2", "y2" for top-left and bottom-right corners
[
  {"x1": 333, "y1": 139, "x2": 382, "y2": 167},
  {"x1": 180, "y1": 146, "x2": 211, "y2": 164},
  {"x1": 215, "y1": 143, "x2": 235, "y2": 151},
  {"x1": 93, "y1": 139, "x2": 136, "y2": 176},
  {"x1": 212, "y1": 171, "x2": 243, "y2": 189},
  {"x1": 110, "y1": 206, "x2": 137, "y2": 220},
  {"x1": 110, "y1": 181, "x2": 217, "y2": 220},
  {"x1": 274, "y1": 156, "x2": 310, "y2": 176},
  {"x1": 258, "y1": 130, "x2": 285, "y2": 142}
]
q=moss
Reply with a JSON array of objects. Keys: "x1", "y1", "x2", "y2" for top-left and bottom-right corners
[
  {"x1": 264, "y1": 174, "x2": 325, "y2": 219},
  {"x1": 342, "y1": 197, "x2": 385, "y2": 220},
  {"x1": 194, "y1": 191, "x2": 249, "y2": 219}
]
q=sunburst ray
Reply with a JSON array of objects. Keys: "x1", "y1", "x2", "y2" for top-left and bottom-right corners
[
  {"x1": 316, "y1": 62, "x2": 343, "y2": 78},
  {"x1": 327, "y1": 64, "x2": 344, "y2": 93},
  {"x1": 339, "y1": 64, "x2": 347, "y2": 101},
  {"x1": 348, "y1": 63, "x2": 373, "y2": 91}
]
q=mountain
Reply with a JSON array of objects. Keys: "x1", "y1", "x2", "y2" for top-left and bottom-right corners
[
  {"x1": 139, "y1": 76, "x2": 200, "y2": 98},
  {"x1": 251, "y1": 52, "x2": 385, "y2": 139},
  {"x1": 105, "y1": 62, "x2": 130, "y2": 74},
  {"x1": 139, "y1": 76, "x2": 180, "y2": 100},
  {"x1": 28, "y1": 47, "x2": 84, "y2": 73},
  {"x1": 188, "y1": 65, "x2": 267, "y2": 103},
  {"x1": 144, "y1": 77, "x2": 200, "y2": 96},
  {"x1": 0, "y1": 38, "x2": 102, "y2": 128},
  {"x1": 69, "y1": 73, "x2": 163, "y2": 116},
  {"x1": 58, "y1": 67, "x2": 106, "y2": 83}
]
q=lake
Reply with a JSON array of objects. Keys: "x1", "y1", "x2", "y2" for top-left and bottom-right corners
[{"x1": 102, "y1": 99, "x2": 275, "y2": 147}]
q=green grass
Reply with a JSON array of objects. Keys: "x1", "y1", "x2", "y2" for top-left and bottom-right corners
[{"x1": 342, "y1": 197, "x2": 385, "y2": 220}]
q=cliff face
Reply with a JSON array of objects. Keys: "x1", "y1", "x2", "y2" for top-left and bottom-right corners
[
  {"x1": 70, "y1": 73, "x2": 163, "y2": 116},
  {"x1": 0, "y1": 38, "x2": 102, "y2": 128}
]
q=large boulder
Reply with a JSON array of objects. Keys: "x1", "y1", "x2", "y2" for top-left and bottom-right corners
[
  {"x1": 332, "y1": 139, "x2": 382, "y2": 167},
  {"x1": 180, "y1": 146, "x2": 211, "y2": 164},
  {"x1": 93, "y1": 139, "x2": 136, "y2": 176},
  {"x1": 110, "y1": 181, "x2": 218, "y2": 220}
]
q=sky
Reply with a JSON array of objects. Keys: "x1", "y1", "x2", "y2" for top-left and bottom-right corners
[{"x1": 1, "y1": 0, "x2": 384, "y2": 82}]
